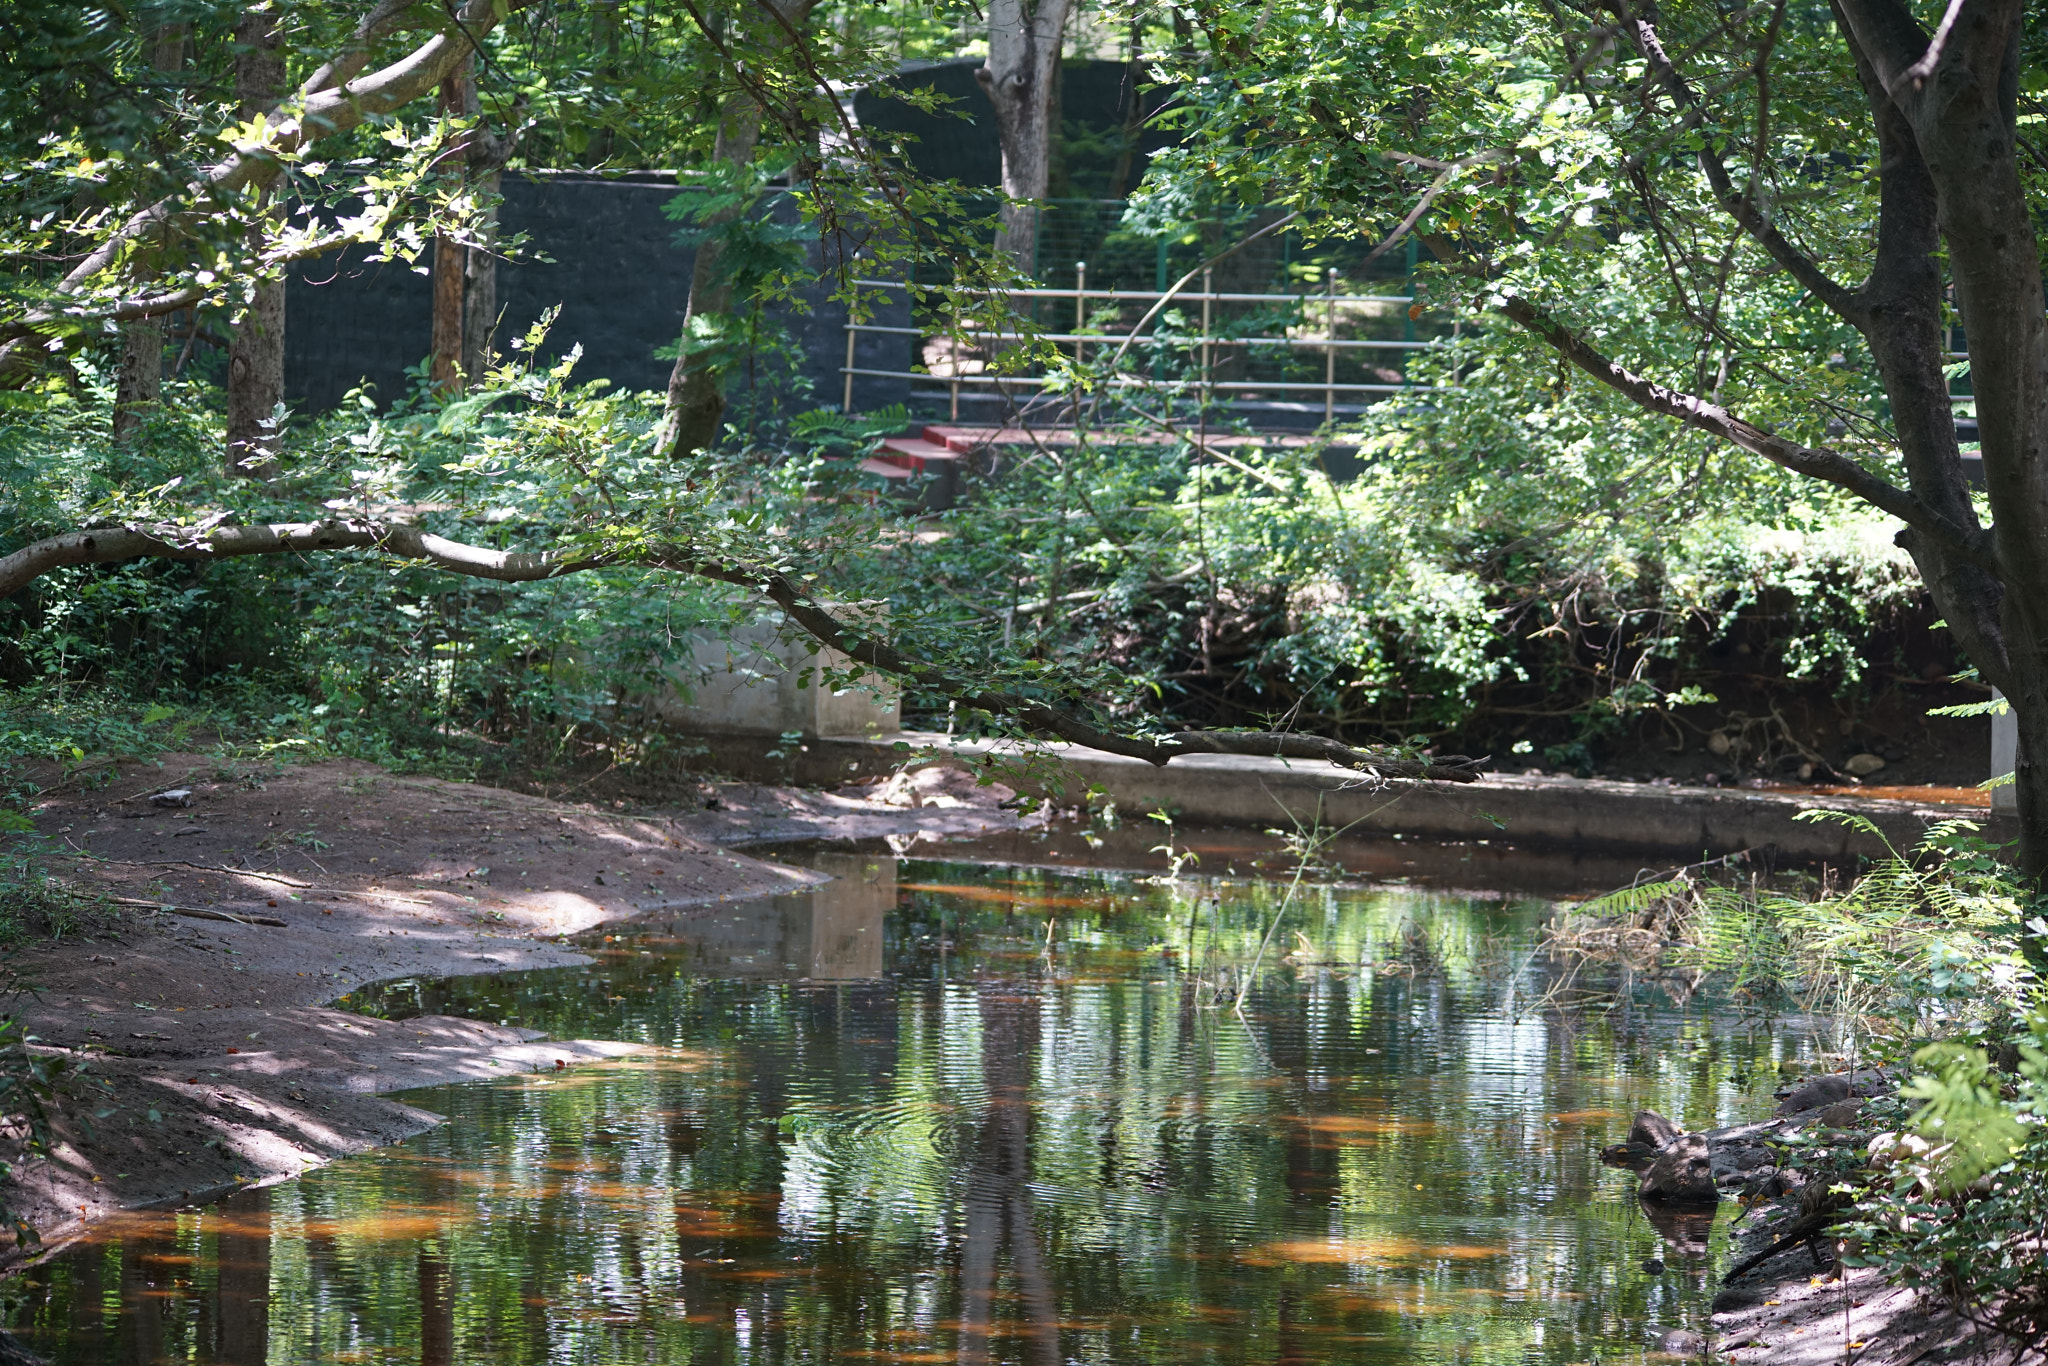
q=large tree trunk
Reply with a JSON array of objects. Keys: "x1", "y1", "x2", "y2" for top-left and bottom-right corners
[
  {"x1": 653, "y1": 0, "x2": 819, "y2": 459},
  {"x1": 113, "y1": 321, "x2": 163, "y2": 447},
  {"x1": 1826, "y1": 0, "x2": 2048, "y2": 874},
  {"x1": 225, "y1": 6, "x2": 285, "y2": 478},
  {"x1": 1538, "y1": 1, "x2": 2048, "y2": 879},
  {"x1": 113, "y1": 24, "x2": 187, "y2": 446},
  {"x1": 977, "y1": 0, "x2": 1073, "y2": 276}
]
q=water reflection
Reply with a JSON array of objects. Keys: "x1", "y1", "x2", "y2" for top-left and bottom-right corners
[{"x1": 9, "y1": 859, "x2": 1828, "y2": 1365}]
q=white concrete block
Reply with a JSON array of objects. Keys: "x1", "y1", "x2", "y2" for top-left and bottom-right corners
[
  {"x1": 1992, "y1": 688, "x2": 2017, "y2": 813},
  {"x1": 658, "y1": 609, "x2": 900, "y2": 739}
]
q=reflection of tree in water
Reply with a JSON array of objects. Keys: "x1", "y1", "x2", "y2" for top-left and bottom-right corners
[
  {"x1": 216, "y1": 1187, "x2": 271, "y2": 1366},
  {"x1": 0, "y1": 866, "x2": 1830, "y2": 1366},
  {"x1": 958, "y1": 983, "x2": 1060, "y2": 1366}
]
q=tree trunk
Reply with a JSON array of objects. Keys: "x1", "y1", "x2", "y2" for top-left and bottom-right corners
[
  {"x1": 113, "y1": 321, "x2": 162, "y2": 447},
  {"x1": 113, "y1": 24, "x2": 187, "y2": 446},
  {"x1": 652, "y1": 100, "x2": 763, "y2": 458},
  {"x1": 653, "y1": 0, "x2": 820, "y2": 459},
  {"x1": 431, "y1": 56, "x2": 509, "y2": 394},
  {"x1": 977, "y1": 0, "x2": 1073, "y2": 276},
  {"x1": 1823, "y1": 0, "x2": 2048, "y2": 875},
  {"x1": 431, "y1": 59, "x2": 474, "y2": 394},
  {"x1": 461, "y1": 171, "x2": 501, "y2": 383},
  {"x1": 584, "y1": 0, "x2": 623, "y2": 167},
  {"x1": 225, "y1": 6, "x2": 285, "y2": 478}
]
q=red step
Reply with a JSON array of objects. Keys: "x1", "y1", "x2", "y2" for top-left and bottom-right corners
[
  {"x1": 872, "y1": 436, "x2": 964, "y2": 474},
  {"x1": 922, "y1": 425, "x2": 988, "y2": 453}
]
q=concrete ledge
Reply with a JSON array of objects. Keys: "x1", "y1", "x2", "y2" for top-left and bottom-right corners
[{"x1": 676, "y1": 729, "x2": 2013, "y2": 865}]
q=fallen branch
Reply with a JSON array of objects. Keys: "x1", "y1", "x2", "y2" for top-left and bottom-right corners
[
  {"x1": 71, "y1": 854, "x2": 314, "y2": 888},
  {"x1": 109, "y1": 897, "x2": 287, "y2": 928},
  {"x1": 1, "y1": 517, "x2": 1485, "y2": 783}
]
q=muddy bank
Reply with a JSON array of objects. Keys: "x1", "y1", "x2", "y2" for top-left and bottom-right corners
[
  {"x1": 2, "y1": 755, "x2": 1025, "y2": 1257},
  {"x1": 1617, "y1": 1081, "x2": 2043, "y2": 1366}
]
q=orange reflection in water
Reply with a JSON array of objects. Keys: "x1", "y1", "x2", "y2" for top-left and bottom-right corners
[
  {"x1": 1290, "y1": 1114, "x2": 1439, "y2": 1137},
  {"x1": 1240, "y1": 1236, "x2": 1507, "y2": 1266}
]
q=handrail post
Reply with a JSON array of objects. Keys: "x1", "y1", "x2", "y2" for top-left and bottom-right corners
[
  {"x1": 1324, "y1": 267, "x2": 1338, "y2": 425},
  {"x1": 1200, "y1": 267, "x2": 1213, "y2": 410},
  {"x1": 1074, "y1": 260, "x2": 1087, "y2": 368},
  {"x1": 842, "y1": 313, "x2": 857, "y2": 413}
]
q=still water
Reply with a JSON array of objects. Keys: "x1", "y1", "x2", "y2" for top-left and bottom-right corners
[{"x1": 8, "y1": 856, "x2": 1829, "y2": 1365}]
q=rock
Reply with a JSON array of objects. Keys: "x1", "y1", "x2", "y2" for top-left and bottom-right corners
[
  {"x1": 1776, "y1": 1073, "x2": 1853, "y2": 1115},
  {"x1": 1711, "y1": 1285, "x2": 1763, "y2": 1312},
  {"x1": 1656, "y1": 1327, "x2": 1707, "y2": 1355},
  {"x1": 1843, "y1": 752, "x2": 1887, "y2": 776},
  {"x1": 1630, "y1": 1109, "x2": 1684, "y2": 1149},
  {"x1": 1775, "y1": 1070, "x2": 1886, "y2": 1116},
  {"x1": 150, "y1": 788, "x2": 195, "y2": 808},
  {"x1": 1639, "y1": 1133, "x2": 1719, "y2": 1204},
  {"x1": 1868, "y1": 1129, "x2": 1936, "y2": 1171},
  {"x1": 1601, "y1": 1140, "x2": 1659, "y2": 1169},
  {"x1": 1817, "y1": 1098, "x2": 1867, "y2": 1128},
  {"x1": 869, "y1": 765, "x2": 1015, "y2": 810},
  {"x1": 1758, "y1": 1167, "x2": 1808, "y2": 1199},
  {"x1": 1720, "y1": 1143, "x2": 1775, "y2": 1171},
  {"x1": 1712, "y1": 1143, "x2": 1776, "y2": 1185}
]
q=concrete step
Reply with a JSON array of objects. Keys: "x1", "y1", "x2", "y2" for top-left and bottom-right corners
[{"x1": 856, "y1": 457, "x2": 915, "y2": 480}]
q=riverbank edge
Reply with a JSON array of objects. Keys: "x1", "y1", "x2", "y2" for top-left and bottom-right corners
[
  {"x1": 676, "y1": 729, "x2": 2011, "y2": 865},
  {"x1": 0, "y1": 759, "x2": 857, "y2": 1274}
]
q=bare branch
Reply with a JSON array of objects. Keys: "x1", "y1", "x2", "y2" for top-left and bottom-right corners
[
  {"x1": 1366, "y1": 150, "x2": 1512, "y2": 267},
  {"x1": 0, "y1": 520, "x2": 1486, "y2": 783},
  {"x1": 1, "y1": 229, "x2": 366, "y2": 348},
  {"x1": 1615, "y1": 0, "x2": 1862, "y2": 323},
  {"x1": 1498, "y1": 293, "x2": 1996, "y2": 573}
]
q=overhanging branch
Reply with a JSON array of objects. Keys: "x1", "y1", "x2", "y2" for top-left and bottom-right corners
[
  {"x1": 1616, "y1": 1, "x2": 1862, "y2": 324},
  {"x1": 49, "y1": 0, "x2": 514, "y2": 302},
  {"x1": 0, "y1": 520, "x2": 1484, "y2": 784},
  {"x1": 1499, "y1": 294, "x2": 1996, "y2": 573}
]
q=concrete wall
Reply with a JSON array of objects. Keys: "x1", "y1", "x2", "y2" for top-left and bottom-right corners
[
  {"x1": 669, "y1": 728, "x2": 2018, "y2": 866},
  {"x1": 656, "y1": 611, "x2": 900, "y2": 739},
  {"x1": 285, "y1": 174, "x2": 913, "y2": 415}
]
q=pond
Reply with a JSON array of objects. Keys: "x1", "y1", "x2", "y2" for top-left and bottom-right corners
[{"x1": 7, "y1": 854, "x2": 1830, "y2": 1365}]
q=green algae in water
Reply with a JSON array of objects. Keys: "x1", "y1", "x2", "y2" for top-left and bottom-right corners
[{"x1": 8, "y1": 857, "x2": 1825, "y2": 1364}]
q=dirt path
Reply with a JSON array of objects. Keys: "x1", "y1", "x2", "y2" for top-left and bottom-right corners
[{"x1": 0, "y1": 754, "x2": 1020, "y2": 1257}]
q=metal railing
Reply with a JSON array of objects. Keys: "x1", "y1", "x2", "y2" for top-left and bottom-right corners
[{"x1": 841, "y1": 267, "x2": 1455, "y2": 422}]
